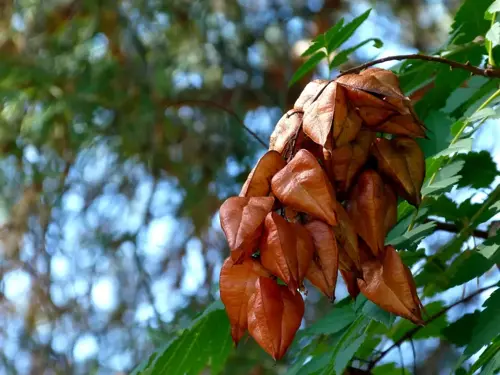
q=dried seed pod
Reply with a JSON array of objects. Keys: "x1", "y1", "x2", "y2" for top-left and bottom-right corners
[
  {"x1": 357, "y1": 245, "x2": 424, "y2": 324},
  {"x1": 247, "y1": 277, "x2": 305, "y2": 360},
  {"x1": 240, "y1": 151, "x2": 286, "y2": 197},
  {"x1": 332, "y1": 201, "x2": 360, "y2": 271},
  {"x1": 304, "y1": 220, "x2": 339, "y2": 300},
  {"x1": 346, "y1": 170, "x2": 387, "y2": 257},
  {"x1": 329, "y1": 129, "x2": 375, "y2": 194},
  {"x1": 260, "y1": 212, "x2": 300, "y2": 292},
  {"x1": 220, "y1": 196, "x2": 275, "y2": 263},
  {"x1": 269, "y1": 110, "x2": 303, "y2": 155},
  {"x1": 371, "y1": 136, "x2": 425, "y2": 206},
  {"x1": 272, "y1": 149, "x2": 337, "y2": 226},
  {"x1": 219, "y1": 257, "x2": 272, "y2": 344}
]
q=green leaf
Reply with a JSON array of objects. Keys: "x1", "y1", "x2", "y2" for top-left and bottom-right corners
[
  {"x1": 482, "y1": 350, "x2": 500, "y2": 375},
  {"x1": 327, "y1": 9, "x2": 372, "y2": 52},
  {"x1": 442, "y1": 311, "x2": 481, "y2": 346},
  {"x1": 326, "y1": 315, "x2": 369, "y2": 375},
  {"x1": 434, "y1": 139, "x2": 472, "y2": 158},
  {"x1": 418, "y1": 111, "x2": 452, "y2": 158},
  {"x1": 421, "y1": 160, "x2": 465, "y2": 196},
  {"x1": 450, "y1": 0, "x2": 492, "y2": 44},
  {"x1": 487, "y1": 0, "x2": 500, "y2": 15},
  {"x1": 445, "y1": 250, "x2": 494, "y2": 290},
  {"x1": 469, "y1": 338, "x2": 500, "y2": 374},
  {"x1": 479, "y1": 233, "x2": 500, "y2": 263},
  {"x1": 131, "y1": 302, "x2": 232, "y2": 375},
  {"x1": 468, "y1": 107, "x2": 497, "y2": 122},
  {"x1": 329, "y1": 38, "x2": 383, "y2": 69},
  {"x1": 389, "y1": 301, "x2": 448, "y2": 341},
  {"x1": 486, "y1": 22, "x2": 500, "y2": 47},
  {"x1": 400, "y1": 248, "x2": 427, "y2": 268},
  {"x1": 303, "y1": 305, "x2": 356, "y2": 336},
  {"x1": 301, "y1": 40, "x2": 325, "y2": 58},
  {"x1": 465, "y1": 289, "x2": 500, "y2": 356},
  {"x1": 372, "y1": 363, "x2": 411, "y2": 375},
  {"x1": 324, "y1": 19, "x2": 346, "y2": 48},
  {"x1": 387, "y1": 221, "x2": 436, "y2": 249},
  {"x1": 414, "y1": 46, "x2": 484, "y2": 119},
  {"x1": 362, "y1": 300, "x2": 395, "y2": 328},
  {"x1": 289, "y1": 51, "x2": 326, "y2": 87},
  {"x1": 456, "y1": 151, "x2": 499, "y2": 189}
]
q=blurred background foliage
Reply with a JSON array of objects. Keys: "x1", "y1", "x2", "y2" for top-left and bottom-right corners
[{"x1": 0, "y1": 0, "x2": 497, "y2": 374}]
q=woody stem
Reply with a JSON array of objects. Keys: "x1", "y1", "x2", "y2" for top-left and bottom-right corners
[
  {"x1": 338, "y1": 54, "x2": 500, "y2": 78},
  {"x1": 367, "y1": 283, "x2": 498, "y2": 369}
]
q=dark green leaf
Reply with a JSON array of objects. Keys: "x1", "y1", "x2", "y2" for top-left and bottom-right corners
[
  {"x1": 450, "y1": 0, "x2": 492, "y2": 44},
  {"x1": 362, "y1": 300, "x2": 395, "y2": 328},
  {"x1": 414, "y1": 46, "x2": 483, "y2": 119},
  {"x1": 131, "y1": 302, "x2": 232, "y2": 375},
  {"x1": 465, "y1": 289, "x2": 500, "y2": 356},
  {"x1": 329, "y1": 38, "x2": 383, "y2": 69},
  {"x1": 418, "y1": 111, "x2": 452, "y2": 158},
  {"x1": 327, "y1": 9, "x2": 372, "y2": 52},
  {"x1": 303, "y1": 305, "x2": 356, "y2": 336},
  {"x1": 372, "y1": 363, "x2": 411, "y2": 375},
  {"x1": 289, "y1": 51, "x2": 326, "y2": 87},
  {"x1": 456, "y1": 151, "x2": 499, "y2": 189},
  {"x1": 479, "y1": 233, "x2": 500, "y2": 263},
  {"x1": 442, "y1": 311, "x2": 481, "y2": 346},
  {"x1": 469, "y1": 337, "x2": 500, "y2": 374}
]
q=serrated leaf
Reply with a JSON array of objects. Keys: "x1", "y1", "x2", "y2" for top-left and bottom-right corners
[
  {"x1": 327, "y1": 9, "x2": 372, "y2": 52},
  {"x1": 451, "y1": 0, "x2": 492, "y2": 44},
  {"x1": 421, "y1": 160, "x2": 465, "y2": 196},
  {"x1": 486, "y1": 22, "x2": 500, "y2": 47},
  {"x1": 468, "y1": 107, "x2": 497, "y2": 122},
  {"x1": 434, "y1": 139, "x2": 472, "y2": 158},
  {"x1": 488, "y1": 0, "x2": 500, "y2": 14},
  {"x1": 329, "y1": 38, "x2": 383, "y2": 69},
  {"x1": 362, "y1": 300, "x2": 395, "y2": 328},
  {"x1": 469, "y1": 338, "x2": 500, "y2": 374},
  {"x1": 443, "y1": 311, "x2": 481, "y2": 346},
  {"x1": 301, "y1": 41, "x2": 325, "y2": 58},
  {"x1": 418, "y1": 111, "x2": 452, "y2": 158},
  {"x1": 131, "y1": 302, "x2": 232, "y2": 375},
  {"x1": 482, "y1": 350, "x2": 500, "y2": 375},
  {"x1": 464, "y1": 289, "x2": 500, "y2": 357},
  {"x1": 456, "y1": 151, "x2": 499, "y2": 189},
  {"x1": 302, "y1": 305, "x2": 356, "y2": 336},
  {"x1": 479, "y1": 233, "x2": 500, "y2": 263},
  {"x1": 289, "y1": 52, "x2": 326, "y2": 87},
  {"x1": 389, "y1": 301, "x2": 448, "y2": 341},
  {"x1": 387, "y1": 221, "x2": 436, "y2": 249}
]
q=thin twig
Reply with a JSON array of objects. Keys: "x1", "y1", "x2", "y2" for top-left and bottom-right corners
[
  {"x1": 368, "y1": 283, "x2": 498, "y2": 369},
  {"x1": 165, "y1": 99, "x2": 268, "y2": 148},
  {"x1": 339, "y1": 54, "x2": 500, "y2": 78},
  {"x1": 398, "y1": 345, "x2": 405, "y2": 375},
  {"x1": 410, "y1": 339, "x2": 417, "y2": 375},
  {"x1": 427, "y1": 219, "x2": 489, "y2": 239}
]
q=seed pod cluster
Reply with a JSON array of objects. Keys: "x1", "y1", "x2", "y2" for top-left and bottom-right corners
[{"x1": 219, "y1": 68, "x2": 426, "y2": 360}]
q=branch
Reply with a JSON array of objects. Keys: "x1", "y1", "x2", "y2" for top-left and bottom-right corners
[
  {"x1": 339, "y1": 54, "x2": 500, "y2": 78},
  {"x1": 165, "y1": 99, "x2": 268, "y2": 149},
  {"x1": 368, "y1": 283, "x2": 498, "y2": 369},
  {"x1": 427, "y1": 219, "x2": 489, "y2": 239}
]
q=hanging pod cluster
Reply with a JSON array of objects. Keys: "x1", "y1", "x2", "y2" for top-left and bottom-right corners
[{"x1": 219, "y1": 68, "x2": 426, "y2": 360}]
